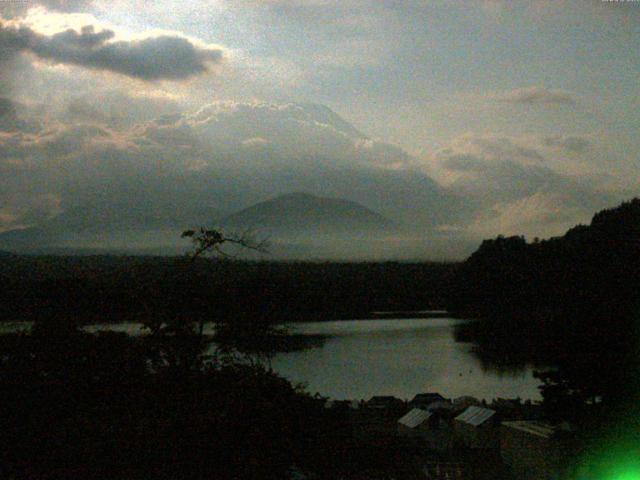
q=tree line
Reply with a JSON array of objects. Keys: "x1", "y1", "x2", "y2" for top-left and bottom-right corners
[
  {"x1": 446, "y1": 198, "x2": 640, "y2": 478},
  {"x1": 0, "y1": 256, "x2": 451, "y2": 326}
]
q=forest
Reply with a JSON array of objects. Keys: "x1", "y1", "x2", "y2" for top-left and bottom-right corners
[
  {"x1": 447, "y1": 198, "x2": 640, "y2": 475},
  {"x1": 0, "y1": 256, "x2": 452, "y2": 326}
]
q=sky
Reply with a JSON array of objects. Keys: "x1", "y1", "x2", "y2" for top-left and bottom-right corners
[{"x1": 0, "y1": 0, "x2": 638, "y2": 258}]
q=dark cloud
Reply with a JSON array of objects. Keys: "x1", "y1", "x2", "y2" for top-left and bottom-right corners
[
  {"x1": 64, "y1": 93, "x2": 181, "y2": 127},
  {"x1": 543, "y1": 135, "x2": 591, "y2": 153},
  {"x1": 0, "y1": 21, "x2": 224, "y2": 80},
  {"x1": 442, "y1": 154, "x2": 488, "y2": 172},
  {"x1": 36, "y1": 0, "x2": 94, "y2": 12},
  {"x1": 0, "y1": 96, "x2": 41, "y2": 132},
  {"x1": 472, "y1": 137, "x2": 545, "y2": 161},
  {"x1": 0, "y1": 96, "x2": 15, "y2": 116},
  {"x1": 0, "y1": 101, "x2": 461, "y2": 237},
  {"x1": 497, "y1": 86, "x2": 577, "y2": 106},
  {"x1": 433, "y1": 133, "x2": 617, "y2": 238},
  {"x1": 65, "y1": 97, "x2": 110, "y2": 123}
]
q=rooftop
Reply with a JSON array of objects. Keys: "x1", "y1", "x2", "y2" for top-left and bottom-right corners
[
  {"x1": 501, "y1": 421, "x2": 556, "y2": 438},
  {"x1": 411, "y1": 393, "x2": 445, "y2": 403},
  {"x1": 455, "y1": 406, "x2": 496, "y2": 427},
  {"x1": 398, "y1": 408, "x2": 433, "y2": 428}
]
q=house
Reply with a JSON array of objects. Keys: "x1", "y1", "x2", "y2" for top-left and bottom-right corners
[
  {"x1": 398, "y1": 408, "x2": 434, "y2": 435},
  {"x1": 397, "y1": 408, "x2": 453, "y2": 451},
  {"x1": 324, "y1": 399, "x2": 359, "y2": 410},
  {"x1": 490, "y1": 398, "x2": 545, "y2": 421},
  {"x1": 500, "y1": 421, "x2": 561, "y2": 480},
  {"x1": 409, "y1": 392, "x2": 446, "y2": 410},
  {"x1": 452, "y1": 396, "x2": 481, "y2": 413},
  {"x1": 425, "y1": 400, "x2": 453, "y2": 413},
  {"x1": 453, "y1": 406, "x2": 499, "y2": 449},
  {"x1": 366, "y1": 395, "x2": 404, "y2": 410},
  {"x1": 422, "y1": 462, "x2": 466, "y2": 480}
]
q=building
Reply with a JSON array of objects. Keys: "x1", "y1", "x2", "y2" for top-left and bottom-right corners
[
  {"x1": 366, "y1": 395, "x2": 404, "y2": 411},
  {"x1": 500, "y1": 421, "x2": 561, "y2": 480},
  {"x1": 453, "y1": 406, "x2": 499, "y2": 449},
  {"x1": 425, "y1": 400, "x2": 453, "y2": 413},
  {"x1": 324, "y1": 399, "x2": 359, "y2": 410},
  {"x1": 409, "y1": 392, "x2": 446, "y2": 410},
  {"x1": 398, "y1": 408, "x2": 453, "y2": 451},
  {"x1": 452, "y1": 396, "x2": 481, "y2": 413},
  {"x1": 398, "y1": 407, "x2": 434, "y2": 436},
  {"x1": 422, "y1": 462, "x2": 466, "y2": 480}
]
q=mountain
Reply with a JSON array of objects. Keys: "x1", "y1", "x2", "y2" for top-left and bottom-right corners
[
  {"x1": 222, "y1": 192, "x2": 396, "y2": 237},
  {"x1": 0, "y1": 101, "x2": 471, "y2": 258},
  {"x1": 0, "y1": 227, "x2": 54, "y2": 252},
  {"x1": 0, "y1": 203, "x2": 221, "y2": 253},
  {"x1": 447, "y1": 197, "x2": 640, "y2": 319}
]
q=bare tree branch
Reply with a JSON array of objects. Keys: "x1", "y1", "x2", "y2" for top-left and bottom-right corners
[
  {"x1": 179, "y1": 227, "x2": 270, "y2": 347},
  {"x1": 182, "y1": 227, "x2": 269, "y2": 263}
]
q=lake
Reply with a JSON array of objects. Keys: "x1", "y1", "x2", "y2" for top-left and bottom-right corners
[
  {"x1": 272, "y1": 318, "x2": 542, "y2": 401},
  {"x1": 0, "y1": 317, "x2": 542, "y2": 401}
]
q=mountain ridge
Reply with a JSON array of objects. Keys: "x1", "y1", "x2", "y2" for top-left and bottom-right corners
[{"x1": 221, "y1": 192, "x2": 397, "y2": 237}]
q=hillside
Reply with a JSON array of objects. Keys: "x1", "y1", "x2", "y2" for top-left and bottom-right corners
[
  {"x1": 0, "y1": 203, "x2": 222, "y2": 253},
  {"x1": 446, "y1": 197, "x2": 640, "y2": 409},
  {"x1": 222, "y1": 192, "x2": 397, "y2": 237},
  {"x1": 0, "y1": 101, "x2": 467, "y2": 257}
]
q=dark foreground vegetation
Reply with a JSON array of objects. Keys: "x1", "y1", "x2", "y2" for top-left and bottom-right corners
[
  {"x1": 0, "y1": 324, "x2": 432, "y2": 479},
  {"x1": 0, "y1": 235, "x2": 454, "y2": 479},
  {"x1": 1, "y1": 199, "x2": 639, "y2": 478},
  {"x1": 0, "y1": 257, "x2": 452, "y2": 325},
  {"x1": 448, "y1": 198, "x2": 640, "y2": 477}
]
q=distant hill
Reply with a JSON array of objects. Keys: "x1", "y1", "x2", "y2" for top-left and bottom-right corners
[
  {"x1": 0, "y1": 227, "x2": 53, "y2": 251},
  {"x1": 446, "y1": 197, "x2": 640, "y2": 411},
  {"x1": 221, "y1": 192, "x2": 397, "y2": 237},
  {"x1": 448, "y1": 197, "x2": 640, "y2": 318},
  {"x1": 0, "y1": 203, "x2": 222, "y2": 253}
]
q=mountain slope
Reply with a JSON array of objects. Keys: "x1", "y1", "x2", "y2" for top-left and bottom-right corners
[
  {"x1": 222, "y1": 192, "x2": 397, "y2": 236},
  {"x1": 0, "y1": 101, "x2": 468, "y2": 257}
]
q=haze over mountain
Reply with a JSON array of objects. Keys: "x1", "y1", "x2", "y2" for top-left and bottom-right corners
[
  {"x1": 0, "y1": 101, "x2": 475, "y2": 258},
  {"x1": 1, "y1": 1, "x2": 637, "y2": 258},
  {"x1": 222, "y1": 192, "x2": 396, "y2": 236}
]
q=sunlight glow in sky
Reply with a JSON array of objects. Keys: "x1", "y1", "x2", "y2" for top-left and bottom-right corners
[{"x1": 0, "y1": 0, "x2": 638, "y2": 256}]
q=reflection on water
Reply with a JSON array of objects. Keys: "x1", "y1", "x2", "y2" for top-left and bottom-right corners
[
  {"x1": 271, "y1": 318, "x2": 542, "y2": 401},
  {"x1": 1, "y1": 318, "x2": 543, "y2": 401},
  {"x1": 452, "y1": 321, "x2": 551, "y2": 375}
]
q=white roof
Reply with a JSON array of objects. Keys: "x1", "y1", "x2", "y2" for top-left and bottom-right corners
[
  {"x1": 455, "y1": 406, "x2": 496, "y2": 426},
  {"x1": 502, "y1": 421, "x2": 556, "y2": 438},
  {"x1": 398, "y1": 408, "x2": 433, "y2": 428}
]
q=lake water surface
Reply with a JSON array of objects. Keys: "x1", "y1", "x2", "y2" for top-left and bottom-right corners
[
  {"x1": 272, "y1": 318, "x2": 542, "y2": 401},
  {"x1": 1, "y1": 318, "x2": 542, "y2": 401}
]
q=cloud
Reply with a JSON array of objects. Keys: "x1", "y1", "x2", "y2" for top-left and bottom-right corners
[
  {"x1": 433, "y1": 135, "x2": 547, "y2": 177},
  {"x1": 35, "y1": 0, "x2": 95, "y2": 12},
  {"x1": 0, "y1": 96, "x2": 42, "y2": 132},
  {"x1": 542, "y1": 135, "x2": 591, "y2": 154},
  {"x1": 496, "y1": 86, "x2": 577, "y2": 106},
  {"x1": 0, "y1": 101, "x2": 452, "y2": 235},
  {"x1": 0, "y1": 20, "x2": 224, "y2": 80},
  {"x1": 0, "y1": 1, "x2": 94, "y2": 18},
  {"x1": 0, "y1": 94, "x2": 620, "y2": 250},
  {"x1": 427, "y1": 132, "x2": 618, "y2": 240},
  {"x1": 468, "y1": 191, "x2": 589, "y2": 239}
]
